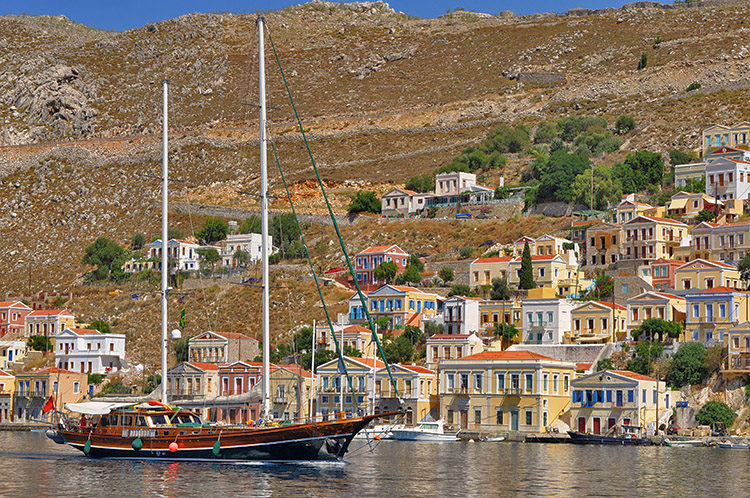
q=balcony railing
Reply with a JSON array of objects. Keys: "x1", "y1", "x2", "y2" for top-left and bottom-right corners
[{"x1": 275, "y1": 396, "x2": 286, "y2": 404}]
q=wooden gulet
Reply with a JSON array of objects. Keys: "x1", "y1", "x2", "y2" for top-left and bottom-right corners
[{"x1": 45, "y1": 17, "x2": 400, "y2": 461}]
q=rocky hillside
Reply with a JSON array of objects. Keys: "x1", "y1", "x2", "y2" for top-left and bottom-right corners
[{"x1": 3, "y1": 0, "x2": 750, "y2": 293}]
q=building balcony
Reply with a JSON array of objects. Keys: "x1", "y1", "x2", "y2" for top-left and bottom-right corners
[{"x1": 274, "y1": 396, "x2": 286, "y2": 404}]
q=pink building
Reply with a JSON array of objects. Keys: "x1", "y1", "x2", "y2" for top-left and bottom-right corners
[
  {"x1": 0, "y1": 301, "x2": 32, "y2": 337},
  {"x1": 354, "y1": 244, "x2": 410, "y2": 290},
  {"x1": 218, "y1": 361, "x2": 263, "y2": 396},
  {"x1": 650, "y1": 258, "x2": 686, "y2": 291}
]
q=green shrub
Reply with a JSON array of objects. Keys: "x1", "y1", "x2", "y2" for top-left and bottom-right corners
[
  {"x1": 695, "y1": 401, "x2": 737, "y2": 427},
  {"x1": 686, "y1": 82, "x2": 701, "y2": 92},
  {"x1": 638, "y1": 53, "x2": 648, "y2": 70}
]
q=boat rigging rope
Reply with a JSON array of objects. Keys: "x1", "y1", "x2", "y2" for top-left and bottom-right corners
[
  {"x1": 264, "y1": 23, "x2": 401, "y2": 401},
  {"x1": 265, "y1": 128, "x2": 358, "y2": 408}
]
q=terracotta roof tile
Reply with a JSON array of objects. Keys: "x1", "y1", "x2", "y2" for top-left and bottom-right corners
[
  {"x1": 457, "y1": 351, "x2": 558, "y2": 361},
  {"x1": 612, "y1": 370, "x2": 657, "y2": 382},
  {"x1": 186, "y1": 362, "x2": 219, "y2": 371}
]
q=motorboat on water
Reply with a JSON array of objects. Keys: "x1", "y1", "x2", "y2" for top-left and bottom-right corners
[
  {"x1": 567, "y1": 424, "x2": 651, "y2": 445},
  {"x1": 389, "y1": 420, "x2": 459, "y2": 442}
]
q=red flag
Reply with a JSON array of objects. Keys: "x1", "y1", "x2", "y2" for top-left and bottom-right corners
[{"x1": 42, "y1": 395, "x2": 54, "y2": 414}]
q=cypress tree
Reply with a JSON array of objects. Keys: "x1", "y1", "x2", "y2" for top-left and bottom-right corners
[{"x1": 520, "y1": 241, "x2": 536, "y2": 290}]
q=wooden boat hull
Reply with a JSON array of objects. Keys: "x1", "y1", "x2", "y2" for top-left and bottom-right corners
[
  {"x1": 567, "y1": 431, "x2": 651, "y2": 446},
  {"x1": 49, "y1": 414, "x2": 387, "y2": 460}
]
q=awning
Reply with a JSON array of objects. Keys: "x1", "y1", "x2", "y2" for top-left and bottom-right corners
[
  {"x1": 64, "y1": 401, "x2": 135, "y2": 415},
  {"x1": 668, "y1": 198, "x2": 688, "y2": 210}
]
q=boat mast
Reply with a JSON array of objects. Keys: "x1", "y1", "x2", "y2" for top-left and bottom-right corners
[
  {"x1": 160, "y1": 79, "x2": 169, "y2": 405},
  {"x1": 258, "y1": 17, "x2": 271, "y2": 420}
]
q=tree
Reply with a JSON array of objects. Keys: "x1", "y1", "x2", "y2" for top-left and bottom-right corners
[
  {"x1": 669, "y1": 149, "x2": 695, "y2": 167},
  {"x1": 571, "y1": 164, "x2": 623, "y2": 210},
  {"x1": 631, "y1": 318, "x2": 682, "y2": 342},
  {"x1": 173, "y1": 337, "x2": 190, "y2": 363},
  {"x1": 348, "y1": 191, "x2": 381, "y2": 215},
  {"x1": 233, "y1": 249, "x2": 251, "y2": 267},
  {"x1": 196, "y1": 217, "x2": 228, "y2": 244},
  {"x1": 448, "y1": 284, "x2": 473, "y2": 297},
  {"x1": 534, "y1": 121, "x2": 557, "y2": 144},
  {"x1": 638, "y1": 52, "x2": 648, "y2": 70},
  {"x1": 27, "y1": 335, "x2": 52, "y2": 352},
  {"x1": 82, "y1": 237, "x2": 130, "y2": 281},
  {"x1": 439, "y1": 267, "x2": 455, "y2": 284},
  {"x1": 404, "y1": 175, "x2": 434, "y2": 193},
  {"x1": 270, "y1": 213, "x2": 301, "y2": 256},
  {"x1": 407, "y1": 254, "x2": 425, "y2": 272},
  {"x1": 374, "y1": 261, "x2": 398, "y2": 284},
  {"x1": 383, "y1": 335, "x2": 414, "y2": 364},
  {"x1": 343, "y1": 345, "x2": 362, "y2": 357},
  {"x1": 695, "y1": 209, "x2": 716, "y2": 223},
  {"x1": 423, "y1": 321, "x2": 444, "y2": 337},
  {"x1": 490, "y1": 277, "x2": 511, "y2": 300},
  {"x1": 239, "y1": 215, "x2": 261, "y2": 234},
  {"x1": 132, "y1": 233, "x2": 146, "y2": 251},
  {"x1": 615, "y1": 115, "x2": 636, "y2": 134},
  {"x1": 89, "y1": 320, "x2": 111, "y2": 334},
  {"x1": 684, "y1": 176, "x2": 706, "y2": 194},
  {"x1": 88, "y1": 373, "x2": 104, "y2": 385},
  {"x1": 301, "y1": 348, "x2": 337, "y2": 371},
  {"x1": 739, "y1": 252, "x2": 750, "y2": 290},
  {"x1": 584, "y1": 273, "x2": 614, "y2": 300},
  {"x1": 695, "y1": 401, "x2": 737, "y2": 427},
  {"x1": 665, "y1": 342, "x2": 706, "y2": 388},
  {"x1": 197, "y1": 247, "x2": 221, "y2": 272},
  {"x1": 520, "y1": 241, "x2": 535, "y2": 289},
  {"x1": 612, "y1": 150, "x2": 664, "y2": 194},
  {"x1": 494, "y1": 322, "x2": 518, "y2": 348},
  {"x1": 398, "y1": 264, "x2": 423, "y2": 285},
  {"x1": 533, "y1": 149, "x2": 591, "y2": 203},
  {"x1": 168, "y1": 227, "x2": 184, "y2": 240},
  {"x1": 294, "y1": 327, "x2": 313, "y2": 352},
  {"x1": 596, "y1": 358, "x2": 613, "y2": 371},
  {"x1": 626, "y1": 340, "x2": 664, "y2": 376},
  {"x1": 402, "y1": 325, "x2": 426, "y2": 345}
]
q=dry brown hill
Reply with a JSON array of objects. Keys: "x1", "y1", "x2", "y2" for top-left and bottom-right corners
[{"x1": 2, "y1": 0, "x2": 750, "y2": 295}]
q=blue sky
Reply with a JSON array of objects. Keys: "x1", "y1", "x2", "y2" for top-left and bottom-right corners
[{"x1": 2, "y1": 0, "x2": 644, "y2": 32}]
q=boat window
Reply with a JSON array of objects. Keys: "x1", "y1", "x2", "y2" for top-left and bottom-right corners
[
  {"x1": 176, "y1": 414, "x2": 195, "y2": 424},
  {"x1": 150, "y1": 414, "x2": 168, "y2": 425},
  {"x1": 121, "y1": 414, "x2": 133, "y2": 427},
  {"x1": 99, "y1": 416, "x2": 107, "y2": 427},
  {"x1": 135, "y1": 416, "x2": 148, "y2": 427},
  {"x1": 108, "y1": 414, "x2": 119, "y2": 426},
  {"x1": 421, "y1": 424, "x2": 438, "y2": 430}
]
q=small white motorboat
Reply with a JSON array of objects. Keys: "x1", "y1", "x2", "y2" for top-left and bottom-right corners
[{"x1": 389, "y1": 420, "x2": 459, "y2": 442}]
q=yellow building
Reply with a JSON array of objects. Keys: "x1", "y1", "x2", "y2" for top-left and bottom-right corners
[
  {"x1": 508, "y1": 255, "x2": 586, "y2": 297},
  {"x1": 702, "y1": 122, "x2": 750, "y2": 156},
  {"x1": 315, "y1": 356, "x2": 437, "y2": 425},
  {"x1": 470, "y1": 256, "x2": 512, "y2": 287},
  {"x1": 724, "y1": 322, "x2": 750, "y2": 376},
  {"x1": 691, "y1": 221, "x2": 750, "y2": 265},
  {"x1": 439, "y1": 351, "x2": 575, "y2": 434},
  {"x1": 14, "y1": 367, "x2": 88, "y2": 422},
  {"x1": 268, "y1": 364, "x2": 314, "y2": 422},
  {"x1": 479, "y1": 300, "x2": 523, "y2": 338},
  {"x1": 569, "y1": 370, "x2": 669, "y2": 435},
  {"x1": 348, "y1": 285, "x2": 440, "y2": 328},
  {"x1": 571, "y1": 301, "x2": 628, "y2": 343},
  {"x1": 685, "y1": 287, "x2": 749, "y2": 344},
  {"x1": 614, "y1": 194, "x2": 654, "y2": 225},
  {"x1": 674, "y1": 259, "x2": 743, "y2": 291},
  {"x1": 622, "y1": 215, "x2": 688, "y2": 263},
  {"x1": 425, "y1": 333, "x2": 484, "y2": 370},
  {"x1": 666, "y1": 191, "x2": 723, "y2": 222},
  {"x1": 627, "y1": 291, "x2": 686, "y2": 338},
  {"x1": 25, "y1": 309, "x2": 76, "y2": 338},
  {"x1": 0, "y1": 369, "x2": 14, "y2": 422}
]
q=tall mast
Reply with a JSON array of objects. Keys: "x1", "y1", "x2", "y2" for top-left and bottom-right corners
[
  {"x1": 258, "y1": 17, "x2": 271, "y2": 420},
  {"x1": 160, "y1": 79, "x2": 169, "y2": 405}
]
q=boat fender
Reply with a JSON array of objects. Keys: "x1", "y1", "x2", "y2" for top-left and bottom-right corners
[
  {"x1": 132, "y1": 438, "x2": 143, "y2": 451},
  {"x1": 212, "y1": 440, "x2": 221, "y2": 456},
  {"x1": 169, "y1": 442, "x2": 178, "y2": 453},
  {"x1": 84, "y1": 440, "x2": 91, "y2": 454}
]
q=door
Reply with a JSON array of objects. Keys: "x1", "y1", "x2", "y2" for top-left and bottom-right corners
[
  {"x1": 460, "y1": 410, "x2": 468, "y2": 429},
  {"x1": 578, "y1": 417, "x2": 586, "y2": 433},
  {"x1": 593, "y1": 418, "x2": 601, "y2": 434},
  {"x1": 616, "y1": 390, "x2": 623, "y2": 407},
  {"x1": 511, "y1": 411, "x2": 519, "y2": 431},
  {"x1": 608, "y1": 417, "x2": 616, "y2": 430}
]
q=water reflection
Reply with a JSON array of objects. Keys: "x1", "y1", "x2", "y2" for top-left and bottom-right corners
[{"x1": 1, "y1": 431, "x2": 746, "y2": 497}]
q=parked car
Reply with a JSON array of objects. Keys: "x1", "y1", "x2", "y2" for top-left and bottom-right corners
[{"x1": 666, "y1": 425, "x2": 680, "y2": 435}]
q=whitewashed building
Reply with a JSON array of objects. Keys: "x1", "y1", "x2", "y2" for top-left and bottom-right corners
[
  {"x1": 442, "y1": 296, "x2": 482, "y2": 335},
  {"x1": 219, "y1": 233, "x2": 275, "y2": 268},
  {"x1": 521, "y1": 292, "x2": 574, "y2": 345},
  {"x1": 55, "y1": 327, "x2": 126, "y2": 374}
]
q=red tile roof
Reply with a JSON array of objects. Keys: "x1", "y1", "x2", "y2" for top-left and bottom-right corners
[
  {"x1": 0, "y1": 301, "x2": 30, "y2": 308},
  {"x1": 698, "y1": 286, "x2": 740, "y2": 293},
  {"x1": 612, "y1": 370, "x2": 657, "y2": 382},
  {"x1": 592, "y1": 301, "x2": 627, "y2": 311},
  {"x1": 576, "y1": 362, "x2": 593, "y2": 371},
  {"x1": 186, "y1": 362, "x2": 219, "y2": 371},
  {"x1": 359, "y1": 245, "x2": 404, "y2": 254},
  {"x1": 458, "y1": 351, "x2": 557, "y2": 361},
  {"x1": 654, "y1": 292, "x2": 684, "y2": 300},
  {"x1": 472, "y1": 257, "x2": 512, "y2": 264},
  {"x1": 391, "y1": 286, "x2": 423, "y2": 293},
  {"x1": 28, "y1": 309, "x2": 73, "y2": 317},
  {"x1": 0, "y1": 369, "x2": 14, "y2": 377},
  {"x1": 69, "y1": 328, "x2": 101, "y2": 335},
  {"x1": 34, "y1": 367, "x2": 80, "y2": 375},
  {"x1": 349, "y1": 357, "x2": 385, "y2": 369},
  {"x1": 399, "y1": 364, "x2": 435, "y2": 375},
  {"x1": 429, "y1": 334, "x2": 472, "y2": 340},
  {"x1": 343, "y1": 325, "x2": 372, "y2": 333},
  {"x1": 273, "y1": 364, "x2": 313, "y2": 378}
]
